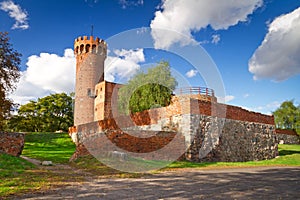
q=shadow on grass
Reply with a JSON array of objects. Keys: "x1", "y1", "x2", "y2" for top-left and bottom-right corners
[{"x1": 279, "y1": 150, "x2": 300, "y2": 156}]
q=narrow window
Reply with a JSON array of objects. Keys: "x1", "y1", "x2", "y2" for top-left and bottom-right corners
[
  {"x1": 86, "y1": 44, "x2": 91, "y2": 53},
  {"x1": 87, "y1": 88, "x2": 91, "y2": 97},
  {"x1": 92, "y1": 45, "x2": 97, "y2": 53},
  {"x1": 80, "y1": 44, "x2": 84, "y2": 53}
]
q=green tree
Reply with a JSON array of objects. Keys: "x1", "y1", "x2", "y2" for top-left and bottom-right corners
[
  {"x1": 0, "y1": 32, "x2": 21, "y2": 129},
  {"x1": 7, "y1": 93, "x2": 73, "y2": 132},
  {"x1": 273, "y1": 100, "x2": 300, "y2": 134},
  {"x1": 118, "y1": 61, "x2": 177, "y2": 114}
]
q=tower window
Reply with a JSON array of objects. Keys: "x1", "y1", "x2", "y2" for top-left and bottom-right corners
[
  {"x1": 75, "y1": 46, "x2": 79, "y2": 54},
  {"x1": 80, "y1": 44, "x2": 84, "y2": 53},
  {"x1": 87, "y1": 88, "x2": 91, "y2": 96},
  {"x1": 86, "y1": 44, "x2": 91, "y2": 53},
  {"x1": 92, "y1": 45, "x2": 97, "y2": 53}
]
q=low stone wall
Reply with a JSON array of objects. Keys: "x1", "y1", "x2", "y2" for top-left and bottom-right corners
[
  {"x1": 69, "y1": 96, "x2": 277, "y2": 163},
  {"x1": 70, "y1": 121, "x2": 186, "y2": 161},
  {"x1": 187, "y1": 116, "x2": 277, "y2": 162},
  {"x1": 276, "y1": 129, "x2": 300, "y2": 144},
  {"x1": 70, "y1": 114, "x2": 278, "y2": 162},
  {"x1": 0, "y1": 132, "x2": 25, "y2": 156}
]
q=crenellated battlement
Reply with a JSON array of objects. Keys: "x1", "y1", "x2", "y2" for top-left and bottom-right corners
[{"x1": 74, "y1": 35, "x2": 107, "y2": 56}]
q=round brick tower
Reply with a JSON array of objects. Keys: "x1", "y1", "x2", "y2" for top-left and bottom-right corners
[{"x1": 74, "y1": 36, "x2": 107, "y2": 126}]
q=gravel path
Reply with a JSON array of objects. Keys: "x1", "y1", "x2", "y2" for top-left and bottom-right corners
[{"x1": 13, "y1": 160, "x2": 300, "y2": 200}]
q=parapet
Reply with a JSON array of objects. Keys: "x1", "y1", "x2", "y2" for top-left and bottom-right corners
[{"x1": 74, "y1": 35, "x2": 107, "y2": 56}]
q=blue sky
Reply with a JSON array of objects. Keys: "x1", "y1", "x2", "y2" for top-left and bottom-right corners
[{"x1": 1, "y1": 0, "x2": 300, "y2": 114}]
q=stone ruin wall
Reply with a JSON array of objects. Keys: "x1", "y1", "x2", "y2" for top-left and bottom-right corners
[
  {"x1": 276, "y1": 129, "x2": 300, "y2": 144},
  {"x1": 0, "y1": 132, "x2": 25, "y2": 157},
  {"x1": 70, "y1": 96, "x2": 278, "y2": 162}
]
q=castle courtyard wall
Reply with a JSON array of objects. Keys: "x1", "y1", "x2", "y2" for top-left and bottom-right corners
[
  {"x1": 70, "y1": 97, "x2": 278, "y2": 162},
  {"x1": 276, "y1": 129, "x2": 300, "y2": 144}
]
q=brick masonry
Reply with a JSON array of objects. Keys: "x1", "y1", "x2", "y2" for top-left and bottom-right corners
[
  {"x1": 0, "y1": 132, "x2": 25, "y2": 156},
  {"x1": 69, "y1": 96, "x2": 278, "y2": 162}
]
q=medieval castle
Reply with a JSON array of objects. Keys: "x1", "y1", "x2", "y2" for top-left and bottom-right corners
[{"x1": 69, "y1": 35, "x2": 298, "y2": 165}]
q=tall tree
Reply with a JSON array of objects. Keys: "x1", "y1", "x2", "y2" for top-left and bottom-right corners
[
  {"x1": 0, "y1": 32, "x2": 21, "y2": 129},
  {"x1": 118, "y1": 61, "x2": 177, "y2": 114},
  {"x1": 6, "y1": 93, "x2": 73, "y2": 132},
  {"x1": 273, "y1": 100, "x2": 300, "y2": 134}
]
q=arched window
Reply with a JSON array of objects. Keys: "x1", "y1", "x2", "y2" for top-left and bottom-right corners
[
  {"x1": 80, "y1": 44, "x2": 84, "y2": 53},
  {"x1": 86, "y1": 44, "x2": 91, "y2": 53},
  {"x1": 92, "y1": 45, "x2": 97, "y2": 53}
]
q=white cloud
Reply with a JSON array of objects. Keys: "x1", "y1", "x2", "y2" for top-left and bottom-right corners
[
  {"x1": 10, "y1": 48, "x2": 145, "y2": 105},
  {"x1": 10, "y1": 49, "x2": 76, "y2": 105},
  {"x1": 249, "y1": 7, "x2": 300, "y2": 81},
  {"x1": 105, "y1": 48, "x2": 145, "y2": 82},
  {"x1": 0, "y1": 0, "x2": 29, "y2": 29},
  {"x1": 119, "y1": 0, "x2": 143, "y2": 9},
  {"x1": 254, "y1": 101, "x2": 281, "y2": 115},
  {"x1": 211, "y1": 34, "x2": 221, "y2": 44},
  {"x1": 218, "y1": 95, "x2": 235, "y2": 103},
  {"x1": 150, "y1": 0, "x2": 263, "y2": 49},
  {"x1": 243, "y1": 93, "x2": 250, "y2": 98},
  {"x1": 185, "y1": 69, "x2": 198, "y2": 78}
]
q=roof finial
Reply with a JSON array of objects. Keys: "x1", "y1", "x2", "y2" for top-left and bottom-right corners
[{"x1": 91, "y1": 25, "x2": 94, "y2": 36}]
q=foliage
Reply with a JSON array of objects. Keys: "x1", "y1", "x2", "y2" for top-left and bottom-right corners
[
  {"x1": 6, "y1": 93, "x2": 74, "y2": 132},
  {"x1": 0, "y1": 32, "x2": 21, "y2": 129},
  {"x1": 22, "y1": 132, "x2": 75, "y2": 164},
  {"x1": 118, "y1": 61, "x2": 177, "y2": 114},
  {"x1": 273, "y1": 100, "x2": 300, "y2": 135}
]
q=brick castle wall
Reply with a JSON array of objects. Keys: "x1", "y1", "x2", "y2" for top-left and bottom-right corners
[{"x1": 70, "y1": 96, "x2": 277, "y2": 162}]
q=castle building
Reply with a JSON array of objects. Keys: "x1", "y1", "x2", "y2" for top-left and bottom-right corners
[
  {"x1": 73, "y1": 36, "x2": 121, "y2": 126},
  {"x1": 73, "y1": 35, "x2": 217, "y2": 126},
  {"x1": 70, "y1": 35, "x2": 278, "y2": 164}
]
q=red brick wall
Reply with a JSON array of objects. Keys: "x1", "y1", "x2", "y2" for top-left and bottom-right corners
[
  {"x1": 276, "y1": 129, "x2": 298, "y2": 136},
  {"x1": 196, "y1": 100, "x2": 274, "y2": 125},
  {"x1": 105, "y1": 97, "x2": 275, "y2": 127}
]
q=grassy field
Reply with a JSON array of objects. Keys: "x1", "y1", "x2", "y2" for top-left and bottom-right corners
[
  {"x1": 0, "y1": 132, "x2": 299, "y2": 198},
  {"x1": 0, "y1": 153, "x2": 46, "y2": 197},
  {"x1": 22, "y1": 132, "x2": 76, "y2": 164},
  {"x1": 72, "y1": 144, "x2": 300, "y2": 173},
  {"x1": 0, "y1": 132, "x2": 76, "y2": 198},
  {"x1": 166, "y1": 144, "x2": 300, "y2": 169}
]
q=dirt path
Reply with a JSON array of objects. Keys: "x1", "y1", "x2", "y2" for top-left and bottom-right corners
[{"x1": 13, "y1": 158, "x2": 300, "y2": 200}]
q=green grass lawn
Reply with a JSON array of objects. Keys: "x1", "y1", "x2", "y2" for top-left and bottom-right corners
[
  {"x1": 165, "y1": 144, "x2": 300, "y2": 169},
  {"x1": 0, "y1": 153, "x2": 47, "y2": 197},
  {"x1": 0, "y1": 131, "x2": 299, "y2": 198},
  {"x1": 22, "y1": 132, "x2": 76, "y2": 164},
  {"x1": 0, "y1": 132, "x2": 76, "y2": 197}
]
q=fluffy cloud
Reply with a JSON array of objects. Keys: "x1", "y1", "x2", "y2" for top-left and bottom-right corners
[
  {"x1": 105, "y1": 48, "x2": 145, "y2": 82},
  {"x1": 0, "y1": 0, "x2": 29, "y2": 29},
  {"x1": 150, "y1": 0, "x2": 263, "y2": 49},
  {"x1": 211, "y1": 34, "x2": 221, "y2": 44},
  {"x1": 185, "y1": 69, "x2": 198, "y2": 78},
  {"x1": 10, "y1": 49, "x2": 76, "y2": 105},
  {"x1": 218, "y1": 95, "x2": 235, "y2": 103},
  {"x1": 249, "y1": 7, "x2": 300, "y2": 81},
  {"x1": 119, "y1": 0, "x2": 143, "y2": 9},
  {"x1": 10, "y1": 48, "x2": 145, "y2": 105}
]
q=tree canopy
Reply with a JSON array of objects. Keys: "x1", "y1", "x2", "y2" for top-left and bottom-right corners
[
  {"x1": 273, "y1": 100, "x2": 300, "y2": 134},
  {"x1": 118, "y1": 61, "x2": 177, "y2": 114},
  {"x1": 0, "y1": 32, "x2": 21, "y2": 130},
  {"x1": 6, "y1": 93, "x2": 74, "y2": 132}
]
